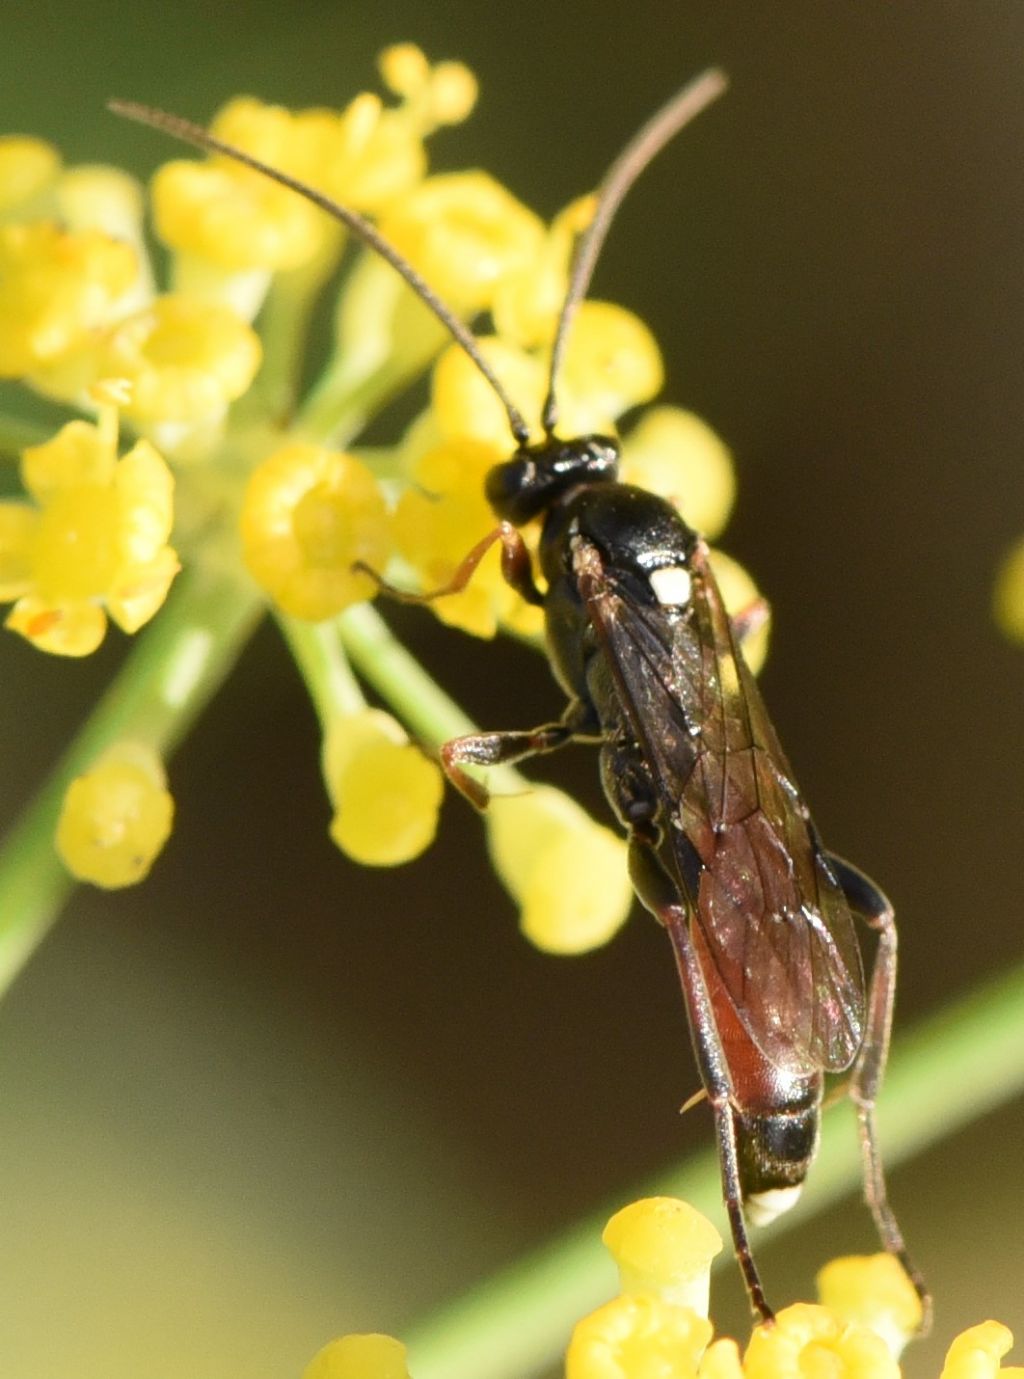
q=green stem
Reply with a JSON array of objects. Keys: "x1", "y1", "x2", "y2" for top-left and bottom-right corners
[
  {"x1": 297, "y1": 352, "x2": 429, "y2": 448},
  {"x1": 337, "y1": 602, "x2": 476, "y2": 745},
  {"x1": 0, "y1": 566, "x2": 263, "y2": 995},
  {"x1": 278, "y1": 615, "x2": 366, "y2": 729},
  {"x1": 237, "y1": 252, "x2": 340, "y2": 427},
  {"x1": 403, "y1": 959, "x2": 1024, "y2": 1379}
]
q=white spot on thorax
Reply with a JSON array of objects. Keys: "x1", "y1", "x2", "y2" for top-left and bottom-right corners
[{"x1": 649, "y1": 565, "x2": 692, "y2": 607}]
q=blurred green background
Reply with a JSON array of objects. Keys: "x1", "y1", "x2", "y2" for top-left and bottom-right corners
[{"x1": 1, "y1": 2, "x2": 1023, "y2": 1376}]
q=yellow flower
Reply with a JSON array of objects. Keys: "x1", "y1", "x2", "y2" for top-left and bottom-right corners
[
  {"x1": 378, "y1": 42, "x2": 478, "y2": 130},
  {"x1": 744, "y1": 1303, "x2": 899, "y2": 1379},
  {"x1": 153, "y1": 154, "x2": 328, "y2": 273},
  {"x1": 602, "y1": 1198, "x2": 723, "y2": 1317},
  {"x1": 556, "y1": 301, "x2": 663, "y2": 430},
  {"x1": 621, "y1": 407, "x2": 735, "y2": 540},
  {"x1": 34, "y1": 296, "x2": 262, "y2": 454},
  {"x1": 303, "y1": 1333, "x2": 411, "y2": 1379},
  {"x1": 940, "y1": 1323, "x2": 1021, "y2": 1379},
  {"x1": 0, "y1": 412, "x2": 178, "y2": 655},
  {"x1": 0, "y1": 221, "x2": 138, "y2": 376},
  {"x1": 0, "y1": 135, "x2": 61, "y2": 215},
  {"x1": 393, "y1": 435, "x2": 538, "y2": 639},
  {"x1": 240, "y1": 441, "x2": 390, "y2": 621},
  {"x1": 492, "y1": 194, "x2": 595, "y2": 349},
  {"x1": 56, "y1": 743, "x2": 174, "y2": 888},
  {"x1": 322, "y1": 708, "x2": 444, "y2": 866},
  {"x1": 567, "y1": 1294, "x2": 712, "y2": 1379},
  {"x1": 486, "y1": 785, "x2": 632, "y2": 953},
  {"x1": 430, "y1": 336, "x2": 547, "y2": 448},
  {"x1": 698, "y1": 1340, "x2": 745, "y2": 1379},
  {"x1": 378, "y1": 171, "x2": 546, "y2": 314},
  {"x1": 816, "y1": 1255, "x2": 923, "y2": 1359}
]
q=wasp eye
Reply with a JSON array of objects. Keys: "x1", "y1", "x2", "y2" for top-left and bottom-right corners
[{"x1": 485, "y1": 457, "x2": 542, "y2": 524}]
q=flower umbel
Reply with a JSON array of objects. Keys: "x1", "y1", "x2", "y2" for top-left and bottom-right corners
[{"x1": 305, "y1": 1200, "x2": 1017, "y2": 1379}]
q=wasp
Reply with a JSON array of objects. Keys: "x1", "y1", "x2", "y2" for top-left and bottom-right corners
[{"x1": 112, "y1": 71, "x2": 929, "y2": 1325}]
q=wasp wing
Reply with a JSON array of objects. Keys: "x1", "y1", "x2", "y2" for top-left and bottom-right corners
[{"x1": 576, "y1": 538, "x2": 865, "y2": 1076}]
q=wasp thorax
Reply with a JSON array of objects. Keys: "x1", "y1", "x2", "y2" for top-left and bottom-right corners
[{"x1": 484, "y1": 434, "x2": 619, "y2": 525}]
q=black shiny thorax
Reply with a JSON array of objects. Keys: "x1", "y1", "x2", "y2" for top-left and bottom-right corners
[{"x1": 538, "y1": 481, "x2": 699, "y2": 592}]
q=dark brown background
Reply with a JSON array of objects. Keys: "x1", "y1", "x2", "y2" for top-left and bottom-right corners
[{"x1": 0, "y1": 4, "x2": 1021, "y2": 1376}]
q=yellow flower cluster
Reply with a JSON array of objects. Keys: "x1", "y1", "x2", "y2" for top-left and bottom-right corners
[
  {"x1": 0, "y1": 44, "x2": 761, "y2": 923},
  {"x1": 305, "y1": 1198, "x2": 1018, "y2": 1379}
]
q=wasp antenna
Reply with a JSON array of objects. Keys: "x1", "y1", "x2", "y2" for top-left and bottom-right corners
[
  {"x1": 107, "y1": 98, "x2": 533, "y2": 448},
  {"x1": 541, "y1": 68, "x2": 728, "y2": 437}
]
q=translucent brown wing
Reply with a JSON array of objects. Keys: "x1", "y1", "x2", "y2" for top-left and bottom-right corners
[{"x1": 577, "y1": 537, "x2": 866, "y2": 1076}]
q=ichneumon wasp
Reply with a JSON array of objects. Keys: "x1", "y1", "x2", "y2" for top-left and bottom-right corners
[{"x1": 111, "y1": 69, "x2": 929, "y2": 1326}]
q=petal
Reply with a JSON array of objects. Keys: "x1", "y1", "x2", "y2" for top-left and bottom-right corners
[
  {"x1": 6, "y1": 594, "x2": 107, "y2": 655},
  {"x1": 21, "y1": 418, "x2": 114, "y2": 501},
  {"x1": 114, "y1": 439, "x2": 175, "y2": 561},
  {"x1": 106, "y1": 547, "x2": 180, "y2": 633},
  {"x1": 0, "y1": 501, "x2": 40, "y2": 598}
]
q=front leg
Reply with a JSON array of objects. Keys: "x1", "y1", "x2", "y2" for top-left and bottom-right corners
[
  {"x1": 828, "y1": 853, "x2": 931, "y2": 1331},
  {"x1": 355, "y1": 520, "x2": 545, "y2": 607}
]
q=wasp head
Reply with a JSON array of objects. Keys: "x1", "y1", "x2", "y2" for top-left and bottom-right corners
[{"x1": 485, "y1": 434, "x2": 619, "y2": 525}]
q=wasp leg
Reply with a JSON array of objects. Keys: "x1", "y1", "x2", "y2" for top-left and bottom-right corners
[
  {"x1": 629, "y1": 833, "x2": 775, "y2": 1325},
  {"x1": 355, "y1": 521, "x2": 545, "y2": 607},
  {"x1": 441, "y1": 699, "x2": 598, "y2": 810},
  {"x1": 828, "y1": 853, "x2": 932, "y2": 1332}
]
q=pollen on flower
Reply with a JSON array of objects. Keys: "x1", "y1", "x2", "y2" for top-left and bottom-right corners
[
  {"x1": 0, "y1": 415, "x2": 177, "y2": 655},
  {"x1": 55, "y1": 743, "x2": 174, "y2": 889},
  {"x1": 303, "y1": 1332, "x2": 411, "y2": 1379},
  {"x1": 567, "y1": 1293, "x2": 712, "y2": 1379},
  {"x1": 322, "y1": 709, "x2": 443, "y2": 866},
  {"x1": 486, "y1": 785, "x2": 632, "y2": 953},
  {"x1": 602, "y1": 1198, "x2": 723, "y2": 1317},
  {"x1": 621, "y1": 407, "x2": 736, "y2": 540},
  {"x1": 0, "y1": 221, "x2": 138, "y2": 376},
  {"x1": 816, "y1": 1255, "x2": 923, "y2": 1359},
  {"x1": 0, "y1": 135, "x2": 61, "y2": 214},
  {"x1": 744, "y1": 1303, "x2": 900, "y2": 1379},
  {"x1": 240, "y1": 441, "x2": 390, "y2": 621}
]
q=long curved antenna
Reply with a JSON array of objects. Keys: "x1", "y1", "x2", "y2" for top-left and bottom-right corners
[
  {"x1": 107, "y1": 99, "x2": 533, "y2": 447},
  {"x1": 541, "y1": 68, "x2": 728, "y2": 436}
]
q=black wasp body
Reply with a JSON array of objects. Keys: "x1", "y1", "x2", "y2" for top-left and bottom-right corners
[
  {"x1": 444, "y1": 432, "x2": 919, "y2": 1322},
  {"x1": 113, "y1": 72, "x2": 928, "y2": 1326}
]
